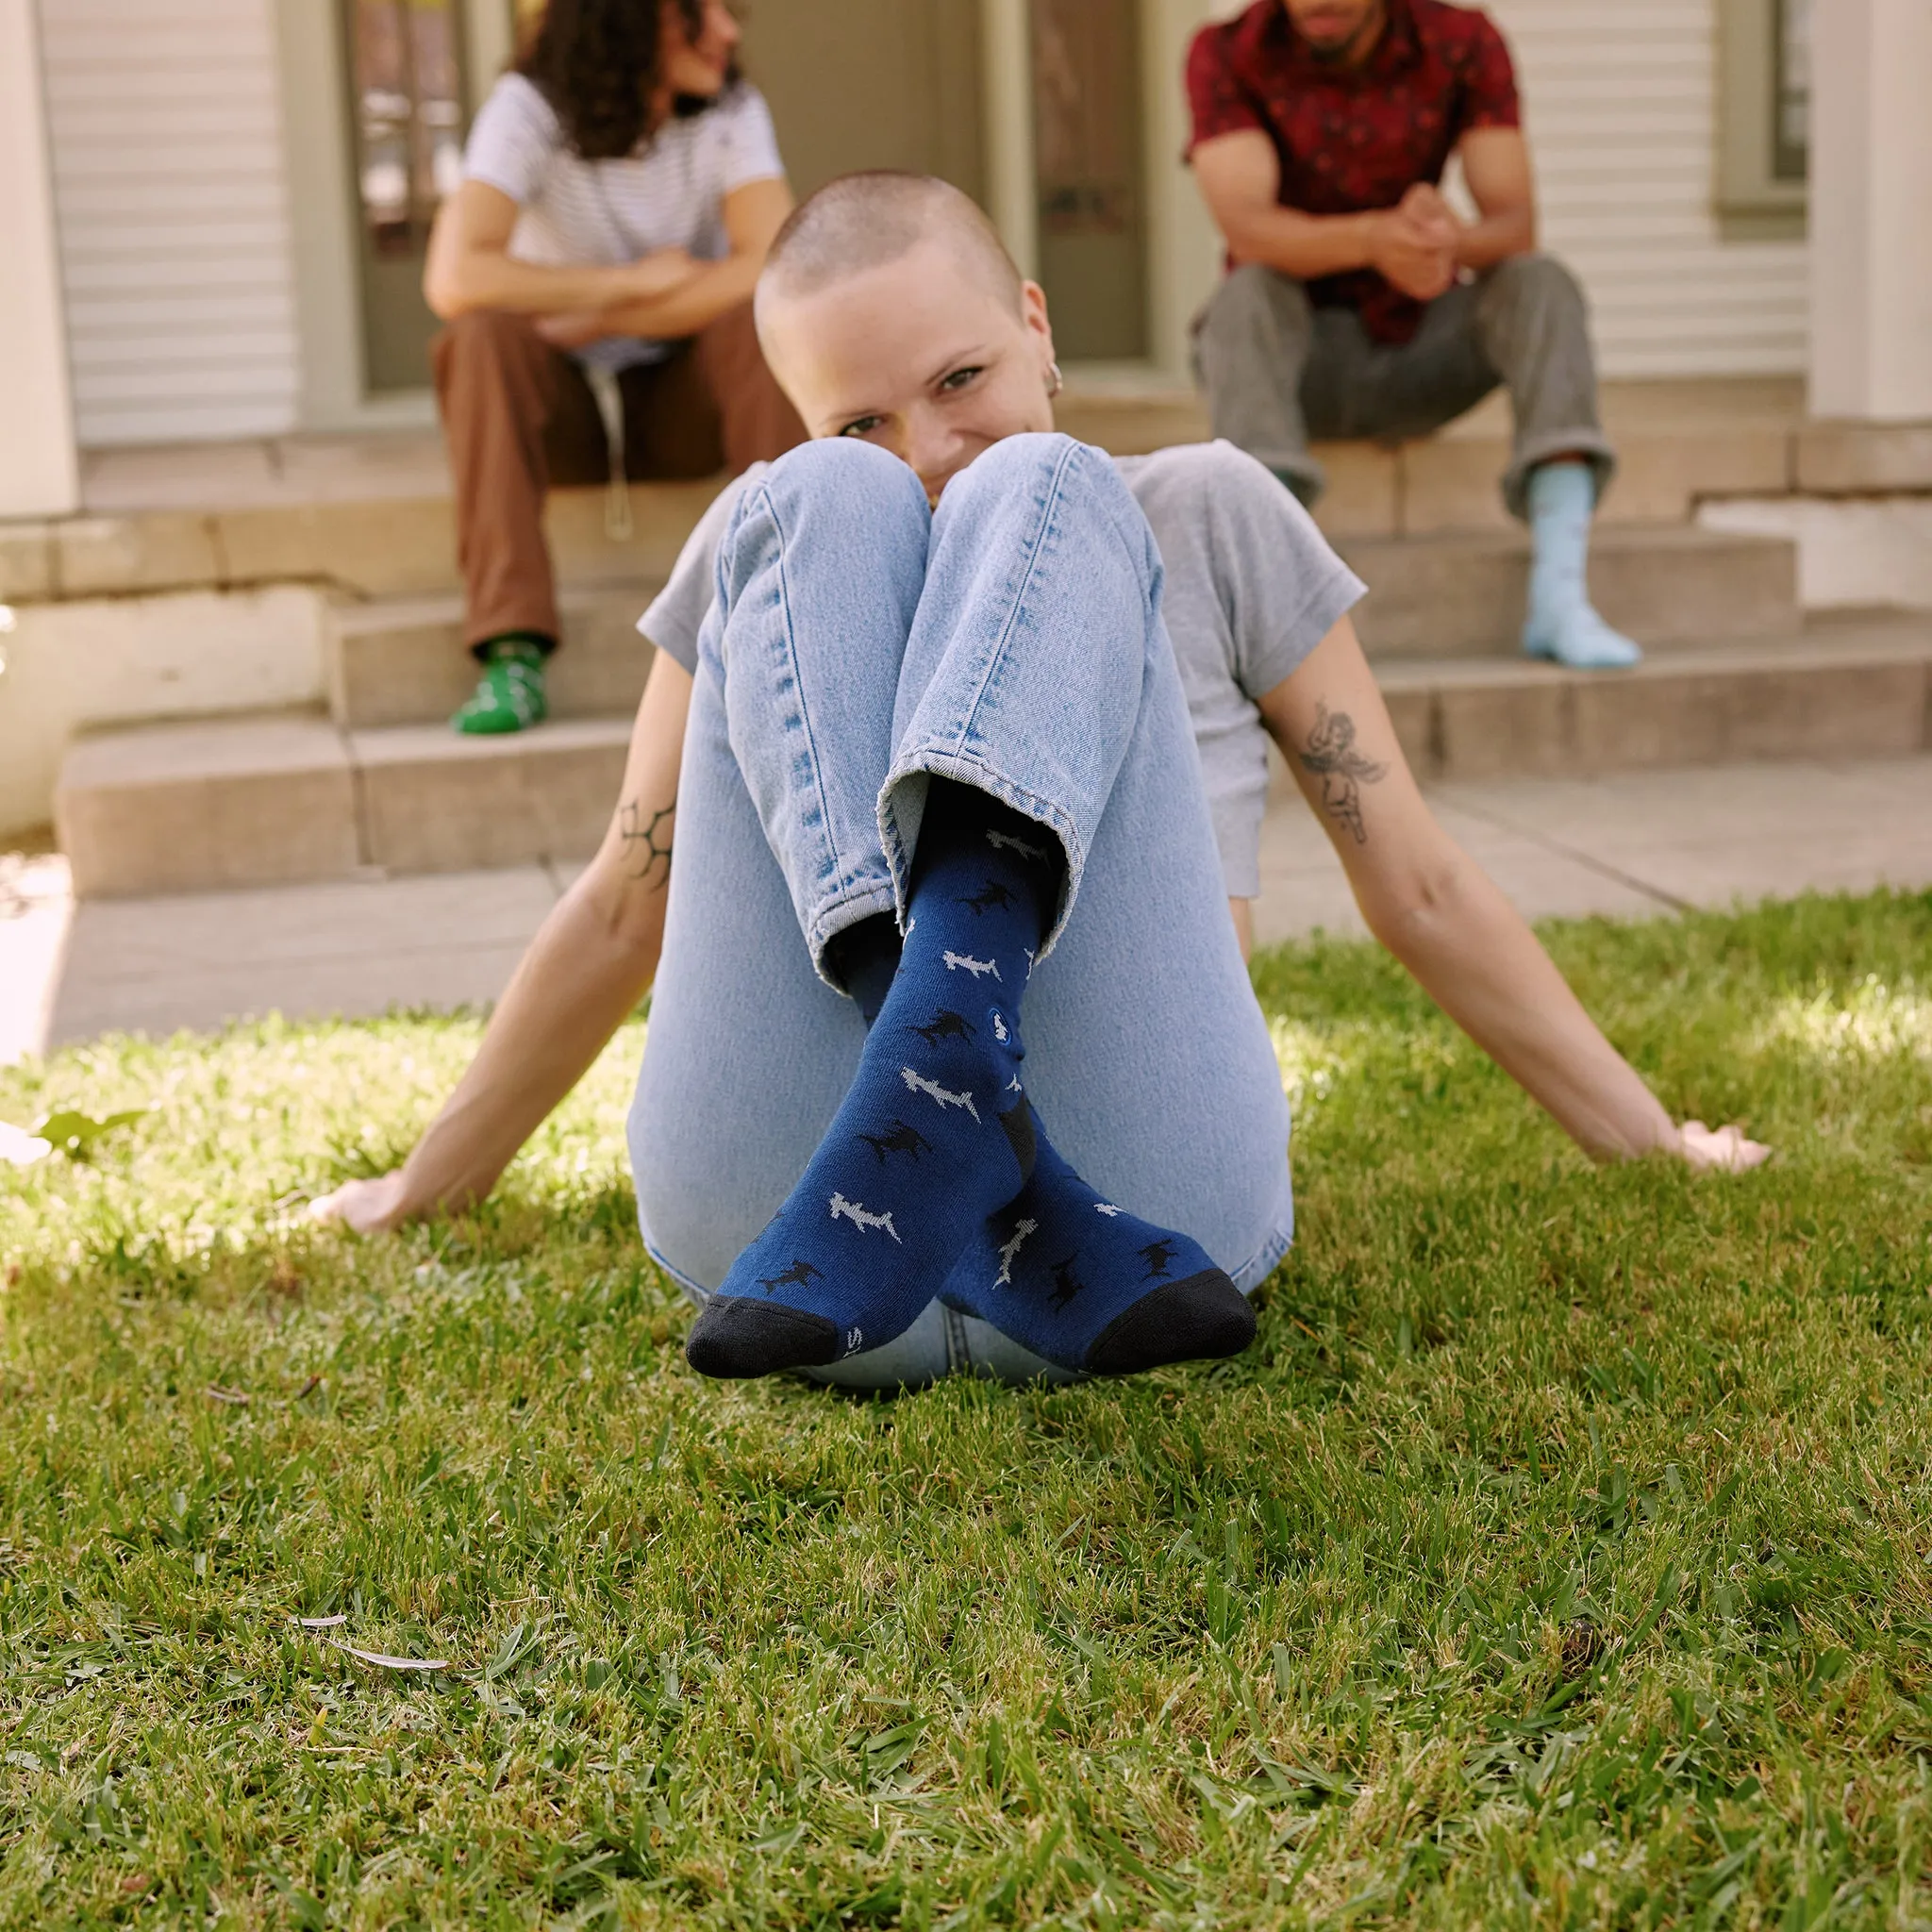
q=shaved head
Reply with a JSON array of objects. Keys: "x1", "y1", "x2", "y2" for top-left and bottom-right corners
[
  {"x1": 759, "y1": 171, "x2": 1024, "y2": 319},
  {"x1": 751, "y1": 169, "x2": 1059, "y2": 504}
]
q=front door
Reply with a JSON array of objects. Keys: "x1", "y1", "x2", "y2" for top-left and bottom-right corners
[
  {"x1": 741, "y1": 0, "x2": 1150, "y2": 367},
  {"x1": 341, "y1": 0, "x2": 475, "y2": 393},
  {"x1": 737, "y1": 0, "x2": 987, "y2": 204},
  {"x1": 1030, "y1": 0, "x2": 1149, "y2": 362}
]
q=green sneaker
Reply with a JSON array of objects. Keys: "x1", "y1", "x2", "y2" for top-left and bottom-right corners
[{"x1": 453, "y1": 639, "x2": 548, "y2": 735}]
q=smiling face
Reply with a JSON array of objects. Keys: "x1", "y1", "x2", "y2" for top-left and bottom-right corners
[
  {"x1": 658, "y1": 0, "x2": 739, "y2": 99},
  {"x1": 758, "y1": 238, "x2": 1060, "y2": 504}
]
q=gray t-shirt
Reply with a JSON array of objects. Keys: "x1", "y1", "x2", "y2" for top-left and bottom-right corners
[{"x1": 638, "y1": 441, "x2": 1365, "y2": 898}]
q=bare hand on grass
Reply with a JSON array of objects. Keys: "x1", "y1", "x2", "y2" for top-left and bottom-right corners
[
  {"x1": 1674, "y1": 1120, "x2": 1772, "y2": 1173},
  {"x1": 308, "y1": 1173, "x2": 412, "y2": 1235}
]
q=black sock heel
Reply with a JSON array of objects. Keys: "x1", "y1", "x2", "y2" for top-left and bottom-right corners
[{"x1": 1084, "y1": 1272, "x2": 1256, "y2": 1375}]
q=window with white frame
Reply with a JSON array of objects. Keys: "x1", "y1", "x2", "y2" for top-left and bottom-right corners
[
  {"x1": 1772, "y1": 0, "x2": 1810, "y2": 183},
  {"x1": 1718, "y1": 0, "x2": 1809, "y2": 237}
]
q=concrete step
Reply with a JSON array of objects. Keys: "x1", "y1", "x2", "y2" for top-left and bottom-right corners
[
  {"x1": 36, "y1": 377, "x2": 1916, "y2": 611},
  {"x1": 1341, "y1": 525, "x2": 1799, "y2": 658},
  {"x1": 329, "y1": 582, "x2": 661, "y2": 729},
  {"x1": 1052, "y1": 376, "x2": 1831, "y2": 539},
  {"x1": 56, "y1": 713, "x2": 360, "y2": 898},
  {"x1": 56, "y1": 708, "x2": 632, "y2": 897},
  {"x1": 1055, "y1": 388, "x2": 1211, "y2": 458},
  {"x1": 54, "y1": 613, "x2": 1930, "y2": 898},
  {"x1": 350, "y1": 718, "x2": 631, "y2": 874},
  {"x1": 323, "y1": 526, "x2": 1798, "y2": 741},
  {"x1": 1374, "y1": 612, "x2": 1932, "y2": 782},
  {"x1": 8, "y1": 476, "x2": 721, "y2": 608}
]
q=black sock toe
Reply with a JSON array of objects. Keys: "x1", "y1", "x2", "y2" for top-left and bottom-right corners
[
  {"x1": 1084, "y1": 1271, "x2": 1256, "y2": 1376},
  {"x1": 685, "y1": 1296, "x2": 843, "y2": 1378}
]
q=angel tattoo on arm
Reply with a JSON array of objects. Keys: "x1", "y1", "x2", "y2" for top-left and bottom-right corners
[{"x1": 1298, "y1": 702, "x2": 1388, "y2": 846}]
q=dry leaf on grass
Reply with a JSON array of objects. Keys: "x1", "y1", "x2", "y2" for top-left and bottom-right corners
[
  {"x1": 291, "y1": 1614, "x2": 447, "y2": 1670},
  {"x1": 330, "y1": 1641, "x2": 448, "y2": 1673}
]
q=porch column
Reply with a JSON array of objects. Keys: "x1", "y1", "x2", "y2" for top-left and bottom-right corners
[
  {"x1": 0, "y1": 0, "x2": 78, "y2": 519},
  {"x1": 1807, "y1": 0, "x2": 1932, "y2": 421},
  {"x1": 981, "y1": 0, "x2": 1039, "y2": 281}
]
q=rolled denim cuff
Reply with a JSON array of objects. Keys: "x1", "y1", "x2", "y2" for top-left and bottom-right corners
[{"x1": 1506, "y1": 430, "x2": 1617, "y2": 523}]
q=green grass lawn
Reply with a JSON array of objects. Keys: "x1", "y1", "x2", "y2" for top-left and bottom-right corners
[{"x1": 2, "y1": 891, "x2": 1930, "y2": 1930}]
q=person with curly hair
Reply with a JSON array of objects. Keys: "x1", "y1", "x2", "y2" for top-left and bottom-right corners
[{"x1": 424, "y1": 0, "x2": 805, "y2": 735}]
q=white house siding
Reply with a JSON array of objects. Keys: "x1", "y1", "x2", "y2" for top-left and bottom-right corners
[
  {"x1": 1484, "y1": 0, "x2": 1809, "y2": 377},
  {"x1": 30, "y1": 0, "x2": 1806, "y2": 454},
  {"x1": 37, "y1": 0, "x2": 302, "y2": 447}
]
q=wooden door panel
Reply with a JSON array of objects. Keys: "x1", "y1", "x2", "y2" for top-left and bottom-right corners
[
  {"x1": 343, "y1": 0, "x2": 471, "y2": 392},
  {"x1": 1031, "y1": 0, "x2": 1148, "y2": 360},
  {"x1": 738, "y1": 0, "x2": 986, "y2": 203}
]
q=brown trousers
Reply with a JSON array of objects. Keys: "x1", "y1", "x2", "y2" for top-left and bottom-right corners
[{"x1": 432, "y1": 301, "x2": 806, "y2": 654}]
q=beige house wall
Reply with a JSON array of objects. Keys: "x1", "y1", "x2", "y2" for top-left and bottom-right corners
[
  {"x1": 38, "y1": 0, "x2": 303, "y2": 446},
  {"x1": 1482, "y1": 0, "x2": 1809, "y2": 377},
  {"x1": 0, "y1": 0, "x2": 78, "y2": 515}
]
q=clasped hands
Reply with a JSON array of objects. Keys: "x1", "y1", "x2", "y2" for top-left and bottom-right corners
[
  {"x1": 1364, "y1": 183, "x2": 1464, "y2": 302},
  {"x1": 534, "y1": 246, "x2": 703, "y2": 350}
]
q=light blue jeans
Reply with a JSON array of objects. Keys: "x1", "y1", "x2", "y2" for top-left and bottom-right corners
[{"x1": 629, "y1": 434, "x2": 1292, "y2": 1389}]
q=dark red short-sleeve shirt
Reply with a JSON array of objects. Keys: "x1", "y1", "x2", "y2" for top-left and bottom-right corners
[{"x1": 1187, "y1": 0, "x2": 1520, "y2": 343}]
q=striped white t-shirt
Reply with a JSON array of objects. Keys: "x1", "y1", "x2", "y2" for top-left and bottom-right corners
[{"x1": 463, "y1": 74, "x2": 786, "y2": 371}]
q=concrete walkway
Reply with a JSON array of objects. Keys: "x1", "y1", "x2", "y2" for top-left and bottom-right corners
[
  {"x1": 1251, "y1": 753, "x2": 1932, "y2": 947},
  {"x1": 5, "y1": 755, "x2": 1931, "y2": 1060}
]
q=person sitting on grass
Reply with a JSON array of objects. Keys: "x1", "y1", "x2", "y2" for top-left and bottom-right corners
[
  {"x1": 424, "y1": 0, "x2": 805, "y2": 737},
  {"x1": 315, "y1": 172, "x2": 1767, "y2": 1392}
]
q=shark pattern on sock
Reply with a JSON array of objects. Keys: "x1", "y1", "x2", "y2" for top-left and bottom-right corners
[
  {"x1": 684, "y1": 789, "x2": 1050, "y2": 1378},
  {"x1": 940, "y1": 1127, "x2": 1255, "y2": 1375},
  {"x1": 800, "y1": 845, "x2": 1256, "y2": 1377}
]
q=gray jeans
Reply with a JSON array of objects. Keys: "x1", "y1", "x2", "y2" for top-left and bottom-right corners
[{"x1": 1192, "y1": 253, "x2": 1615, "y2": 521}]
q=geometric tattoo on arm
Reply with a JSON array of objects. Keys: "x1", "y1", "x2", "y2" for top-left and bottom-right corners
[
  {"x1": 1296, "y1": 701, "x2": 1388, "y2": 845},
  {"x1": 618, "y1": 796, "x2": 675, "y2": 886}
]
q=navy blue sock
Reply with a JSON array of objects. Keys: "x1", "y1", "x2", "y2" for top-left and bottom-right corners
[
  {"x1": 939, "y1": 1129, "x2": 1254, "y2": 1375},
  {"x1": 685, "y1": 786, "x2": 1046, "y2": 1378},
  {"x1": 753, "y1": 860, "x2": 1255, "y2": 1378}
]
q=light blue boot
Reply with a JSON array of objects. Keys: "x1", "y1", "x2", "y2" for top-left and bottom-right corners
[{"x1": 1522, "y1": 461, "x2": 1642, "y2": 670}]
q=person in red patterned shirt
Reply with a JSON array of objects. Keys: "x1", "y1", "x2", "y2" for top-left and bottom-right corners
[{"x1": 1187, "y1": 0, "x2": 1641, "y2": 670}]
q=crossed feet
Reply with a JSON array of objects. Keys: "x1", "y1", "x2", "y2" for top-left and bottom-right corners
[{"x1": 683, "y1": 788, "x2": 1256, "y2": 1382}]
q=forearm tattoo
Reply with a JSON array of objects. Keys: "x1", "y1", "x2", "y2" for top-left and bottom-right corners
[
  {"x1": 618, "y1": 796, "x2": 675, "y2": 887},
  {"x1": 1298, "y1": 702, "x2": 1388, "y2": 845}
]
